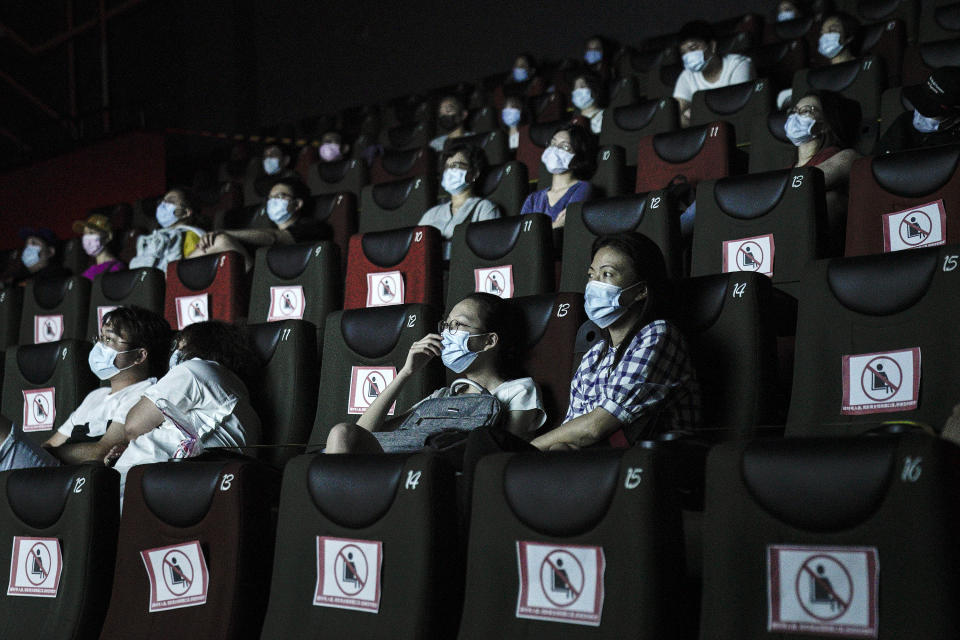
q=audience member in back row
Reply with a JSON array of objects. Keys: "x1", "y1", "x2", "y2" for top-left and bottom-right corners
[
  {"x1": 73, "y1": 213, "x2": 125, "y2": 281},
  {"x1": 571, "y1": 71, "x2": 606, "y2": 135},
  {"x1": 673, "y1": 20, "x2": 755, "y2": 127},
  {"x1": 325, "y1": 293, "x2": 546, "y2": 454},
  {"x1": 532, "y1": 233, "x2": 700, "y2": 450},
  {"x1": 876, "y1": 67, "x2": 960, "y2": 155},
  {"x1": 817, "y1": 12, "x2": 859, "y2": 65},
  {"x1": 252, "y1": 144, "x2": 299, "y2": 200},
  {"x1": 582, "y1": 35, "x2": 611, "y2": 82},
  {"x1": 108, "y1": 320, "x2": 262, "y2": 497},
  {"x1": 193, "y1": 177, "x2": 324, "y2": 268},
  {"x1": 503, "y1": 53, "x2": 545, "y2": 100},
  {"x1": 318, "y1": 130, "x2": 349, "y2": 163},
  {"x1": 520, "y1": 123, "x2": 596, "y2": 229},
  {"x1": 0, "y1": 306, "x2": 170, "y2": 471},
  {"x1": 15, "y1": 227, "x2": 69, "y2": 285},
  {"x1": 430, "y1": 95, "x2": 474, "y2": 152},
  {"x1": 500, "y1": 94, "x2": 526, "y2": 150},
  {"x1": 418, "y1": 143, "x2": 501, "y2": 260},
  {"x1": 129, "y1": 188, "x2": 206, "y2": 273}
]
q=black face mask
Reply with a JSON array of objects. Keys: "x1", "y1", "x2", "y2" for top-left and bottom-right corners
[{"x1": 438, "y1": 114, "x2": 461, "y2": 132}]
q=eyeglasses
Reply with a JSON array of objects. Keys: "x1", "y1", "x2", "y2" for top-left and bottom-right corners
[
  {"x1": 97, "y1": 333, "x2": 131, "y2": 349},
  {"x1": 550, "y1": 141, "x2": 574, "y2": 153},
  {"x1": 438, "y1": 320, "x2": 482, "y2": 334},
  {"x1": 787, "y1": 105, "x2": 820, "y2": 118}
]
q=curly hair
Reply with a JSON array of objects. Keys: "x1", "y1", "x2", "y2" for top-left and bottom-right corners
[{"x1": 174, "y1": 321, "x2": 261, "y2": 387}]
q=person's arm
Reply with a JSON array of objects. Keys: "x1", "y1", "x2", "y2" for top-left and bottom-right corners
[
  {"x1": 122, "y1": 397, "x2": 165, "y2": 442},
  {"x1": 673, "y1": 73, "x2": 694, "y2": 127},
  {"x1": 677, "y1": 99, "x2": 692, "y2": 127},
  {"x1": 48, "y1": 417, "x2": 131, "y2": 465},
  {"x1": 43, "y1": 432, "x2": 68, "y2": 448},
  {"x1": 530, "y1": 406, "x2": 622, "y2": 450},
  {"x1": 815, "y1": 148, "x2": 858, "y2": 190},
  {"x1": 505, "y1": 409, "x2": 543, "y2": 440},
  {"x1": 355, "y1": 333, "x2": 444, "y2": 432}
]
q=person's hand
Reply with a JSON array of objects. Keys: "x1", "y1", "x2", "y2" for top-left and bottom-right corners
[
  {"x1": 197, "y1": 232, "x2": 221, "y2": 253},
  {"x1": 103, "y1": 444, "x2": 127, "y2": 467},
  {"x1": 400, "y1": 333, "x2": 443, "y2": 376},
  {"x1": 551, "y1": 209, "x2": 567, "y2": 229}
]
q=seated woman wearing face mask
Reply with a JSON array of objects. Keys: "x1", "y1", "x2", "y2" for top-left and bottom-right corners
[
  {"x1": 571, "y1": 71, "x2": 606, "y2": 135},
  {"x1": 325, "y1": 293, "x2": 546, "y2": 454},
  {"x1": 73, "y1": 213, "x2": 125, "y2": 281},
  {"x1": 500, "y1": 94, "x2": 526, "y2": 150},
  {"x1": 520, "y1": 123, "x2": 596, "y2": 229},
  {"x1": 531, "y1": 233, "x2": 701, "y2": 450},
  {"x1": 192, "y1": 177, "x2": 325, "y2": 269},
  {"x1": 129, "y1": 188, "x2": 207, "y2": 273},
  {"x1": 877, "y1": 67, "x2": 960, "y2": 155},
  {"x1": 778, "y1": 12, "x2": 861, "y2": 108},
  {"x1": 417, "y1": 143, "x2": 501, "y2": 260},
  {"x1": 318, "y1": 131, "x2": 350, "y2": 163}
]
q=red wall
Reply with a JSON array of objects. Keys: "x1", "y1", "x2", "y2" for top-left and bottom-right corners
[{"x1": 0, "y1": 132, "x2": 166, "y2": 245}]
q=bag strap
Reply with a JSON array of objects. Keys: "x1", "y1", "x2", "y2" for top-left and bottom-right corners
[{"x1": 449, "y1": 377, "x2": 493, "y2": 397}]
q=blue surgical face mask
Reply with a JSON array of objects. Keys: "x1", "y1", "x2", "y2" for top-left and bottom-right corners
[
  {"x1": 682, "y1": 49, "x2": 708, "y2": 73},
  {"x1": 156, "y1": 201, "x2": 179, "y2": 228},
  {"x1": 21, "y1": 245, "x2": 41, "y2": 268},
  {"x1": 777, "y1": 10, "x2": 796, "y2": 21},
  {"x1": 584, "y1": 280, "x2": 644, "y2": 328},
  {"x1": 572, "y1": 87, "x2": 595, "y2": 110},
  {"x1": 542, "y1": 145, "x2": 574, "y2": 174},
  {"x1": 263, "y1": 157, "x2": 281, "y2": 175},
  {"x1": 818, "y1": 32, "x2": 844, "y2": 59},
  {"x1": 785, "y1": 113, "x2": 818, "y2": 145},
  {"x1": 501, "y1": 107, "x2": 521, "y2": 127},
  {"x1": 584, "y1": 49, "x2": 603, "y2": 65},
  {"x1": 913, "y1": 109, "x2": 941, "y2": 133},
  {"x1": 266, "y1": 197, "x2": 293, "y2": 224},
  {"x1": 88, "y1": 341, "x2": 137, "y2": 380},
  {"x1": 512, "y1": 67, "x2": 529, "y2": 83},
  {"x1": 441, "y1": 167, "x2": 470, "y2": 195},
  {"x1": 441, "y1": 329, "x2": 481, "y2": 373},
  {"x1": 168, "y1": 349, "x2": 183, "y2": 371}
]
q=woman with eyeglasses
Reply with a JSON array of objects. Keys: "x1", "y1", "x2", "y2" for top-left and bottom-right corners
[
  {"x1": 520, "y1": 123, "x2": 596, "y2": 229},
  {"x1": 325, "y1": 293, "x2": 546, "y2": 453}
]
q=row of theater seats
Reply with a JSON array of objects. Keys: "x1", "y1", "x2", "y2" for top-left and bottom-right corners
[{"x1": 2, "y1": 427, "x2": 956, "y2": 639}]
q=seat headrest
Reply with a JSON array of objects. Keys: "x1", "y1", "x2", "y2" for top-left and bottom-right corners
[
  {"x1": 513, "y1": 294, "x2": 556, "y2": 350},
  {"x1": 176, "y1": 254, "x2": 221, "y2": 290},
  {"x1": 308, "y1": 454, "x2": 405, "y2": 528},
  {"x1": 318, "y1": 159, "x2": 352, "y2": 183},
  {"x1": 748, "y1": 41, "x2": 791, "y2": 68},
  {"x1": 266, "y1": 242, "x2": 315, "y2": 280},
  {"x1": 529, "y1": 121, "x2": 561, "y2": 148},
  {"x1": 702, "y1": 81, "x2": 757, "y2": 115},
  {"x1": 17, "y1": 342, "x2": 63, "y2": 384},
  {"x1": 765, "y1": 111, "x2": 791, "y2": 143},
  {"x1": 581, "y1": 194, "x2": 648, "y2": 235},
  {"x1": 612, "y1": 100, "x2": 660, "y2": 130},
  {"x1": 140, "y1": 462, "x2": 227, "y2": 528},
  {"x1": 674, "y1": 274, "x2": 729, "y2": 333},
  {"x1": 465, "y1": 216, "x2": 523, "y2": 261},
  {"x1": 247, "y1": 322, "x2": 284, "y2": 361},
  {"x1": 870, "y1": 144, "x2": 960, "y2": 197},
  {"x1": 381, "y1": 147, "x2": 422, "y2": 176},
  {"x1": 7, "y1": 465, "x2": 80, "y2": 528},
  {"x1": 806, "y1": 59, "x2": 862, "y2": 92},
  {"x1": 652, "y1": 125, "x2": 709, "y2": 164},
  {"x1": 774, "y1": 16, "x2": 815, "y2": 39},
  {"x1": 712, "y1": 169, "x2": 791, "y2": 219},
  {"x1": 341, "y1": 305, "x2": 409, "y2": 358},
  {"x1": 742, "y1": 437, "x2": 895, "y2": 531},
  {"x1": 504, "y1": 450, "x2": 622, "y2": 537},
  {"x1": 99, "y1": 269, "x2": 147, "y2": 301},
  {"x1": 387, "y1": 123, "x2": 423, "y2": 149},
  {"x1": 451, "y1": 132, "x2": 494, "y2": 150},
  {"x1": 311, "y1": 193, "x2": 340, "y2": 223},
  {"x1": 480, "y1": 163, "x2": 511, "y2": 195},
  {"x1": 360, "y1": 227, "x2": 414, "y2": 268},
  {"x1": 371, "y1": 177, "x2": 418, "y2": 210},
  {"x1": 34, "y1": 275, "x2": 74, "y2": 309},
  {"x1": 858, "y1": 0, "x2": 899, "y2": 21},
  {"x1": 659, "y1": 63, "x2": 683, "y2": 88},
  {"x1": 858, "y1": 21, "x2": 886, "y2": 51},
  {"x1": 934, "y1": 4, "x2": 960, "y2": 30},
  {"x1": 826, "y1": 248, "x2": 937, "y2": 316}
]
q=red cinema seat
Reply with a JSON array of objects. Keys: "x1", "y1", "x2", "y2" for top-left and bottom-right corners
[
  {"x1": 164, "y1": 251, "x2": 247, "y2": 330},
  {"x1": 343, "y1": 226, "x2": 443, "y2": 310},
  {"x1": 635, "y1": 121, "x2": 735, "y2": 193}
]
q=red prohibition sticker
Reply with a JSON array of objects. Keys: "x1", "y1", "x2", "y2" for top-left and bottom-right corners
[
  {"x1": 313, "y1": 536, "x2": 383, "y2": 613},
  {"x1": 175, "y1": 294, "x2": 210, "y2": 330},
  {"x1": 22, "y1": 388, "x2": 56, "y2": 432},
  {"x1": 347, "y1": 366, "x2": 397, "y2": 415},
  {"x1": 722, "y1": 234, "x2": 775, "y2": 278},
  {"x1": 841, "y1": 348, "x2": 921, "y2": 415},
  {"x1": 267, "y1": 285, "x2": 305, "y2": 321},
  {"x1": 882, "y1": 200, "x2": 946, "y2": 252},
  {"x1": 474, "y1": 266, "x2": 514, "y2": 298},
  {"x1": 140, "y1": 540, "x2": 210, "y2": 613},
  {"x1": 366, "y1": 271, "x2": 405, "y2": 308},
  {"x1": 7, "y1": 537, "x2": 63, "y2": 598},
  {"x1": 34, "y1": 315, "x2": 64, "y2": 344},
  {"x1": 515, "y1": 541, "x2": 605, "y2": 627}
]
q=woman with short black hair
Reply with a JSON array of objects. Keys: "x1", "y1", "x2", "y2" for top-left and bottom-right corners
[{"x1": 520, "y1": 123, "x2": 596, "y2": 229}]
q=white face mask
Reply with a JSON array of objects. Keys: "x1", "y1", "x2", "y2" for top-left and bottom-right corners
[
  {"x1": 501, "y1": 107, "x2": 521, "y2": 127},
  {"x1": 682, "y1": 49, "x2": 709, "y2": 72},
  {"x1": 584, "y1": 280, "x2": 644, "y2": 328},
  {"x1": 441, "y1": 167, "x2": 470, "y2": 195},
  {"x1": 912, "y1": 109, "x2": 941, "y2": 133},
  {"x1": 784, "y1": 113, "x2": 818, "y2": 145},
  {"x1": 266, "y1": 197, "x2": 294, "y2": 224},
  {"x1": 542, "y1": 145, "x2": 574, "y2": 174},
  {"x1": 818, "y1": 32, "x2": 844, "y2": 59},
  {"x1": 777, "y1": 10, "x2": 796, "y2": 21},
  {"x1": 572, "y1": 87, "x2": 595, "y2": 110},
  {"x1": 263, "y1": 157, "x2": 281, "y2": 175}
]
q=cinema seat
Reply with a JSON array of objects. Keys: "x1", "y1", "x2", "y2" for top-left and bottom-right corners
[
  {"x1": 690, "y1": 79, "x2": 774, "y2": 147},
  {"x1": 86, "y1": 268, "x2": 165, "y2": 337},
  {"x1": 444, "y1": 131, "x2": 510, "y2": 166},
  {"x1": 369, "y1": 147, "x2": 435, "y2": 186},
  {"x1": 306, "y1": 158, "x2": 369, "y2": 197},
  {"x1": 477, "y1": 161, "x2": 528, "y2": 217},
  {"x1": 0, "y1": 287, "x2": 23, "y2": 350},
  {"x1": 19, "y1": 275, "x2": 91, "y2": 345},
  {"x1": 344, "y1": 226, "x2": 442, "y2": 310},
  {"x1": 164, "y1": 251, "x2": 247, "y2": 330},
  {"x1": 598, "y1": 99, "x2": 679, "y2": 166},
  {"x1": 920, "y1": 2, "x2": 960, "y2": 42},
  {"x1": 359, "y1": 176, "x2": 437, "y2": 234},
  {"x1": 748, "y1": 111, "x2": 797, "y2": 174},
  {"x1": 635, "y1": 121, "x2": 735, "y2": 193}
]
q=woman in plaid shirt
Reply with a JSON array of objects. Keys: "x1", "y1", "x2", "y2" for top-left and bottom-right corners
[{"x1": 532, "y1": 233, "x2": 701, "y2": 449}]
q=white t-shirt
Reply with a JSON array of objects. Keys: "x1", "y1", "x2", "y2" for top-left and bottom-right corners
[
  {"x1": 56, "y1": 378, "x2": 157, "y2": 441},
  {"x1": 113, "y1": 359, "x2": 261, "y2": 494},
  {"x1": 672, "y1": 54, "x2": 755, "y2": 103},
  {"x1": 418, "y1": 197, "x2": 502, "y2": 259},
  {"x1": 588, "y1": 109, "x2": 604, "y2": 135},
  {"x1": 509, "y1": 129, "x2": 520, "y2": 150}
]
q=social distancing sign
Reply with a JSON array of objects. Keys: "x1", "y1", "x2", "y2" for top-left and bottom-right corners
[
  {"x1": 22, "y1": 387, "x2": 56, "y2": 432},
  {"x1": 841, "y1": 348, "x2": 921, "y2": 415},
  {"x1": 347, "y1": 366, "x2": 397, "y2": 415},
  {"x1": 515, "y1": 541, "x2": 605, "y2": 627},
  {"x1": 474, "y1": 266, "x2": 514, "y2": 298},
  {"x1": 722, "y1": 234, "x2": 775, "y2": 278},
  {"x1": 175, "y1": 294, "x2": 210, "y2": 330},
  {"x1": 313, "y1": 536, "x2": 383, "y2": 613},
  {"x1": 267, "y1": 285, "x2": 305, "y2": 321},
  {"x1": 7, "y1": 537, "x2": 62, "y2": 598},
  {"x1": 140, "y1": 540, "x2": 210, "y2": 612},
  {"x1": 768, "y1": 544, "x2": 879, "y2": 637},
  {"x1": 34, "y1": 314, "x2": 64, "y2": 344},
  {"x1": 366, "y1": 271, "x2": 405, "y2": 307},
  {"x1": 882, "y1": 200, "x2": 946, "y2": 252}
]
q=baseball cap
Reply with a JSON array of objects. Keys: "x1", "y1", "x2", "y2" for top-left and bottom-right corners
[{"x1": 903, "y1": 66, "x2": 960, "y2": 118}]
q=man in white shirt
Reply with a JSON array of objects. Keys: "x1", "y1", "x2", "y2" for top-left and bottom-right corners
[{"x1": 673, "y1": 20, "x2": 755, "y2": 127}]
